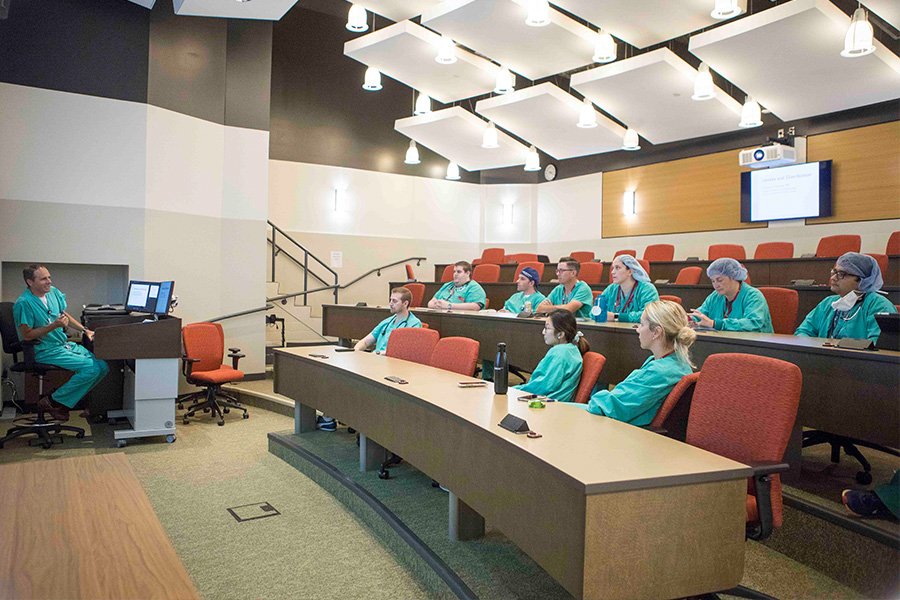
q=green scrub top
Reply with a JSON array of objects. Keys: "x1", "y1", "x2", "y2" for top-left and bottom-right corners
[
  {"x1": 581, "y1": 353, "x2": 692, "y2": 427},
  {"x1": 513, "y1": 342, "x2": 583, "y2": 403},
  {"x1": 546, "y1": 280, "x2": 594, "y2": 319},
  {"x1": 432, "y1": 280, "x2": 487, "y2": 308},
  {"x1": 369, "y1": 311, "x2": 422, "y2": 353},
  {"x1": 503, "y1": 290, "x2": 547, "y2": 314},
  {"x1": 13, "y1": 287, "x2": 68, "y2": 354},
  {"x1": 600, "y1": 281, "x2": 660, "y2": 323},
  {"x1": 795, "y1": 292, "x2": 897, "y2": 342},
  {"x1": 696, "y1": 283, "x2": 774, "y2": 333}
]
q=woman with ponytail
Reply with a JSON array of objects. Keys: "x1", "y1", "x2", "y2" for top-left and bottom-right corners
[
  {"x1": 513, "y1": 309, "x2": 589, "y2": 403},
  {"x1": 577, "y1": 300, "x2": 696, "y2": 426}
]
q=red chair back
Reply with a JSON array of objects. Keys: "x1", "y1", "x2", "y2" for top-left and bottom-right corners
[
  {"x1": 570, "y1": 251, "x2": 595, "y2": 263},
  {"x1": 674, "y1": 267, "x2": 702, "y2": 285},
  {"x1": 507, "y1": 253, "x2": 538, "y2": 263},
  {"x1": 816, "y1": 235, "x2": 860, "y2": 257},
  {"x1": 579, "y1": 262, "x2": 604, "y2": 285},
  {"x1": 571, "y1": 352, "x2": 606, "y2": 404},
  {"x1": 643, "y1": 244, "x2": 674, "y2": 262},
  {"x1": 440, "y1": 265, "x2": 454, "y2": 283},
  {"x1": 708, "y1": 244, "x2": 746, "y2": 261},
  {"x1": 476, "y1": 248, "x2": 506, "y2": 265},
  {"x1": 183, "y1": 323, "x2": 225, "y2": 373},
  {"x1": 686, "y1": 354, "x2": 801, "y2": 528},
  {"x1": 385, "y1": 328, "x2": 440, "y2": 365},
  {"x1": 472, "y1": 264, "x2": 500, "y2": 283},
  {"x1": 405, "y1": 264, "x2": 416, "y2": 281},
  {"x1": 754, "y1": 242, "x2": 793, "y2": 259},
  {"x1": 613, "y1": 249, "x2": 636, "y2": 259},
  {"x1": 867, "y1": 253, "x2": 888, "y2": 275},
  {"x1": 659, "y1": 294, "x2": 682, "y2": 305},
  {"x1": 406, "y1": 283, "x2": 425, "y2": 308},
  {"x1": 650, "y1": 372, "x2": 699, "y2": 441},
  {"x1": 758, "y1": 287, "x2": 799, "y2": 334},
  {"x1": 513, "y1": 261, "x2": 544, "y2": 282},
  {"x1": 887, "y1": 231, "x2": 900, "y2": 256},
  {"x1": 430, "y1": 337, "x2": 480, "y2": 376}
]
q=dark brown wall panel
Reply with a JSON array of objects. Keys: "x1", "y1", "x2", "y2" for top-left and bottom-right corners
[{"x1": 225, "y1": 20, "x2": 272, "y2": 132}]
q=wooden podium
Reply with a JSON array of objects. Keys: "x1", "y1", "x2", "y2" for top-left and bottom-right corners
[{"x1": 92, "y1": 316, "x2": 182, "y2": 447}]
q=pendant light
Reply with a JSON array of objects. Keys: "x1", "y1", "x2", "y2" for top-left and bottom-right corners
[
  {"x1": 346, "y1": 4, "x2": 368, "y2": 32},
  {"x1": 691, "y1": 63, "x2": 716, "y2": 101},
  {"x1": 414, "y1": 92, "x2": 432, "y2": 116},
  {"x1": 446, "y1": 162, "x2": 461, "y2": 180},
  {"x1": 710, "y1": 0, "x2": 742, "y2": 19},
  {"x1": 494, "y1": 67, "x2": 515, "y2": 94},
  {"x1": 404, "y1": 140, "x2": 421, "y2": 165},
  {"x1": 622, "y1": 128, "x2": 640, "y2": 151},
  {"x1": 593, "y1": 30, "x2": 617, "y2": 63},
  {"x1": 841, "y1": 8, "x2": 875, "y2": 58},
  {"x1": 525, "y1": 0, "x2": 550, "y2": 27},
  {"x1": 524, "y1": 146, "x2": 540, "y2": 171},
  {"x1": 362, "y1": 67, "x2": 382, "y2": 91},
  {"x1": 739, "y1": 96, "x2": 763, "y2": 128},
  {"x1": 436, "y1": 35, "x2": 457, "y2": 64},
  {"x1": 482, "y1": 121, "x2": 499, "y2": 149},
  {"x1": 577, "y1": 97, "x2": 598, "y2": 128}
]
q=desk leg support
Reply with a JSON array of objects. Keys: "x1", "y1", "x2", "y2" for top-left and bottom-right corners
[
  {"x1": 295, "y1": 402, "x2": 316, "y2": 435},
  {"x1": 359, "y1": 435, "x2": 387, "y2": 472},
  {"x1": 449, "y1": 492, "x2": 484, "y2": 542},
  {"x1": 782, "y1": 420, "x2": 803, "y2": 485}
]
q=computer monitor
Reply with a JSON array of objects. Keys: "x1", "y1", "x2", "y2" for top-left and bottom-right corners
[{"x1": 125, "y1": 280, "x2": 175, "y2": 315}]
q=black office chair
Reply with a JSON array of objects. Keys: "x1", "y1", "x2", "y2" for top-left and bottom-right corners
[{"x1": 0, "y1": 302, "x2": 85, "y2": 449}]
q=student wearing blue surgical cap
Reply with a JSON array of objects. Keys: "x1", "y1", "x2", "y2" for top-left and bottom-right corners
[
  {"x1": 513, "y1": 309, "x2": 588, "y2": 403},
  {"x1": 688, "y1": 258, "x2": 774, "y2": 333},
  {"x1": 500, "y1": 267, "x2": 546, "y2": 314},
  {"x1": 597, "y1": 255, "x2": 660, "y2": 323},
  {"x1": 795, "y1": 252, "x2": 896, "y2": 342}
]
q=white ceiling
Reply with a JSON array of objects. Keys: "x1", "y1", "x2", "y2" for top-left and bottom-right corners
[
  {"x1": 344, "y1": 20, "x2": 501, "y2": 103},
  {"x1": 172, "y1": 0, "x2": 299, "y2": 20},
  {"x1": 572, "y1": 48, "x2": 742, "y2": 145},
  {"x1": 549, "y1": 0, "x2": 745, "y2": 48},
  {"x1": 345, "y1": 0, "x2": 445, "y2": 23},
  {"x1": 861, "y1": 0, "x2": 900, "y2": 31},
  {"x1": 395, "y1": 106, "x2": 532, "y2": 171},
  {"x1": 690, "y1": 0, "x2": 900, "y2": 122},
  {"x1": 475, "y1": 82, "x2": 626, "y2": 160},
  {"x1": 420, "y1": 0, "x2": 596, "y2": 80}
]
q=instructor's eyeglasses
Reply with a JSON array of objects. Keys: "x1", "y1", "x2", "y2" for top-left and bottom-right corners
[{"x1": 829, "y1": 269, "x2": 855, "y2": 280}]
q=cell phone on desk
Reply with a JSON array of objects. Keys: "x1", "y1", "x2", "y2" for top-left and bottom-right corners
[
  {"x1": 458, "y1": 381, "x2": 487, "y2": 388},
  {"x1": 385, "y1": 375, "x2": 408, "y2": 384},
  {"x1": 334, "y1": 347, "x2": 355, "y2": 352}
]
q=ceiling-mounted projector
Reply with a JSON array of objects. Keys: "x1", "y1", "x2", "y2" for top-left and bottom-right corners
[
  {"x1": 0, "y1": 0, "x2": 10, "y2": 19},
  {"x1": 739, "y1": 143, "x2": 797, "y2": 169}
]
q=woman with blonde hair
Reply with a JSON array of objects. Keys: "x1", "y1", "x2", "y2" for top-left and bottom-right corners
[{"x1": 575, "y1": 300, "x2": 696, "y2": 426}]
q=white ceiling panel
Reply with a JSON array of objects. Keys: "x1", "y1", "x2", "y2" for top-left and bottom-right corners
[
  {"x1": 571, "y1": 48, "x2": 742, "y2": 145},
  {"x1": 690, "y1": 0, "x2": 900, "y2": 122},
  {"x1": 173, "y1": 0, "x2": 298, "y2": 20},
  {"x1": 125, "y1": 0, "x2": 156, "y2": 8},
  {"x1": 347, "y1": 0, "x2": 446, "y2": 23},
  {"x1": 861, "y1": 0, "x2": 900, "y2": 30},
  {"x1": 421, "y1": 0, "x2": 595, "y2": 80},
  {"x1": 344, "y1": 20, "x2": 501, "y2": 104},
  {"x1": 475, "y1": 82, "x2": 626, "y2": 160},
  {"x1": 395, "y1": 107, "x2": 531, "y2": 171},
  {"x1": 549, "y1": 0, "x2": 744, "y2": 48}
]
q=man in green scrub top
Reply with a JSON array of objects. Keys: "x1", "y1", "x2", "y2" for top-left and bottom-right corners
[
  {"x1": 354, "y1": 287, "x2": 422, "y2": 353},
  {"x1": 535, "y1": 257, "x2": 593, "y2": 319},
  {"x1": 795, "y1": 252, "x2": 897, "y2": 342},
  {"x1": 13, "y1": 265, "x2": 109, "y2": 421},
  {"x1": 500, "y1": 267, "x2": 546, "y2": 314},
  {"x1": 427, "y1": 261, "x2": 487, "y2": 311},
  {"x1": 688, "y1": 258, "x2": 774, "y2": 333}
]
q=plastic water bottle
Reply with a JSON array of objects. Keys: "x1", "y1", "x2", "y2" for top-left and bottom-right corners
[
  {"x1": 524, "y1": 301, "x2": 532, "y2": 315},
  {"x1": 494, "y1": 343, "x2": 509, "y2": 395},
  {"x1": 591, "y1": 295, "x2": 607, "y2": 323}
]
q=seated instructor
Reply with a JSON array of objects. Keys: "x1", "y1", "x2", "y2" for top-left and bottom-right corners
[
  {"x1": 427, "y1": 261, "x2": 486, "y2": 311},
  {"x1": 354, "y1": 286, "x2": 422, "y2": 353},
  {"x1": 598, "y1": 255, "x2": 660, "y2": 322},
  {"x1": 688, "y1": 258, "x2": 773, "y2": 333},
  {"x1": 795, "y1": 252, "x2": 896, "y2": 342},
  {"x1": 500, "y1": 267, "x2": 546, "y2": 314},
  {"x1": 14, "y1": 265, "x2": 109, "y2": 421},
  {"x1": 535, "y1": 257, "x2": 593, "y2": 319}
]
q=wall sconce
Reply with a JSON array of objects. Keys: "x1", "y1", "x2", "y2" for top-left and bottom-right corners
[
  {"x1": 623, "y1": 191, "x2": 635, "y2": 216},
  {"x1": 334, "y1": 188, "x2": 345, "y2": 212},
  {"x1": 503, "y1": 204, "x2": 514, "y2": 225}
]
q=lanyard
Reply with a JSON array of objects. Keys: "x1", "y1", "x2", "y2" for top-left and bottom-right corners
[
  {"x1": 446, "y1": 282, "x2": 469, "y2": 300},
  {"x1": 723, "y1": 283, "x2": 742, "y2": 318},
  {"x1": 615, "y1": 283, "x2": 638, "y2": 312},
  {"x1": 391, "y1": 315, "x2": 410, "y2": 329},
  {"x1": 562, "y1": 283, "x2": 579, "y2": 304},
  {"x1": 827, "y1": 299, "x2": 864, "y2": 338}
]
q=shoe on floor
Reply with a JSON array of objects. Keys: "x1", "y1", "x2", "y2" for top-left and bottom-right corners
[
  {"x1": 316, "y1": 416, "x2": 337, "y2": 432},
  {"x1": 37, "y1": 397, "x2": 70, "y2": 422},
  {"x1": 842, "y1": 489, "x2": 892, "y2": 517}
]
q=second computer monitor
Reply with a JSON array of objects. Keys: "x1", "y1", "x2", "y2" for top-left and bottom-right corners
[{"x1": 125, "y1": 280, "x2": 175, "y2": 315}]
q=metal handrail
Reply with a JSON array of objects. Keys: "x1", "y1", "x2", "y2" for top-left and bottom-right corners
[
  {"x1": 269, "y1": 220, "x2": 339, "y2": 306},
  {"x1": 207, "y1": 304, "x2": 274, "y2": 323},
  {"x1": 268, "y1": 285, "x2": 339, "y2": 304},
  {"x1": 267, "y1": 238, "x2": 331, "y2": 288}
]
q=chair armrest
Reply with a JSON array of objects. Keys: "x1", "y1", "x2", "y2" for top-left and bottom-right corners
[
  {"x1": 228, "y1": 351, "x2": 245, "y2": 370},
  {"x1": 182, "y1": 356, "x2": 200, "y2": 377},
  {"x1": 17, "y1": 339, "x2": 39, "y2": 368},
  {"x1": 745, "y1": 461, "x2": 789, "y2": 542},
  {"x1": 228, "y1": 347, "x2": 241, "y2": 353},
  {"x1": 746, "y1": 460, "x2": 789, "y2": 477}
]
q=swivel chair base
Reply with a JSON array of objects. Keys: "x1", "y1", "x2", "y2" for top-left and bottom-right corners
[
  {"x1": 803, "y1": 430, "x2": 900, "y2": 485},
  {"x1": 181, "y1": 385, "x2": 248, "y2": 426},
  {"x1": 0, "y1": 411, "x2": 85, "y2": 449},
  {"x1": 378, "y1": 453, "x2": 403, "y2": 479}
]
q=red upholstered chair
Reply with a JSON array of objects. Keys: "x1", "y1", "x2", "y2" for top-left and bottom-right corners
[
  {"x1": 816, "y1": 235, "x2": 860, "y2": 257},
  {"x1": 613, "y1": 249, "x2": 636, "y2": 259},
  {"x1": 440, "y1": 265, "x2": 454, "y2": 283},
  {"x1": 570, "y1": 251, "x2": 595, "y2": 263},
  {"x1": 649, "y1": 372, "x2": 699, "y2": 441},
  {"x1": 385, "y1": 327, "x2": 439, "y2": 365},
  {"x1": 643, "y1": 244, "x2": 675, "y2": 262},
  {"x1": 180, "y1": 323, "x2": 248, "y2": 426},
  {"x1": 405, "y1": 264, "x2": 416, "y2": 281},
  {"x1": 887, "y1": 231, "x2": 900, "y2": 256},
  {"x1": 472, "y1": 264, "x2": 500, "y2": 283},
  {"x1": 513, "y1": 261, "x2": 544, "y2": 282},
  {"x1": 754, "y1": 242, "x2": 794, "y2": 259},
  {"x1": 758, "y1": 287, "x2": 799, "y2": 334},
  {"x1": 472, "y1": 248, "x2": 505, "y2": 265},
  {"x1": 659, "y1": 294, "x2": 682, "y2": 305},
  {"x1": 430, "y1": 337, "x2": 480, "y2": 376},
  {"x1": 867, "y1": 253, "x2": 888, "y2": 275},
  {"x1": 579, "y1": 262, "x2": 604, "y2": 285},
  {"x1": 406, "y1": 283, "x2": 425, "y2": 308},
  {"x1": 674, "y1": 267, "x2": 702, "y2": 285},
  {"x1": 708, "y1": 244, "x2": 746, "y2": 261},
  {"x1": 571, "y1": 352, "x2": 606, "y2": 404},
  {"x1": 507, "y1": 253, "x2": 538, "y2": 263}
]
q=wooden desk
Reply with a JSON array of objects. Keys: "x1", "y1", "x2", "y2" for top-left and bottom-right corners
[
  {"x1": 274, "y1": 346, "x2": 751, "y2": 600},
  {"x1": 0, "y1": 453, "x2": 199, "y2": 600}
]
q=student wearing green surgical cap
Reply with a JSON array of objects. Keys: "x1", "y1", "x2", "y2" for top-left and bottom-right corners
[
  {"x1": 688, "y1": 258, "x2": 774, "y2": 333},
  {"x1": 795, "y1": 252, "x2": 897, "y2": 342},
  {"x1": 598, "y1": 255, "x2": 660, "y2": 323},
  {"x1": 513, "y1": 309, "x2": 588, "y2": 403},
  {"x1": 500, "y1": 267, "x2": 546, "y2": 314}
]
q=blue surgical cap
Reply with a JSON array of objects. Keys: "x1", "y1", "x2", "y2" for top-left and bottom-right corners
[
  {"x1": 836, "y1": 252, "x2": 883, "y2": 293},
  {"x1": 615, "y1": 255, "x2": 650, "y2": 283},
  {"x1": 706, "y1": 257, "x2": 748, "y2": 281},
  {"x1": 520, "y1": 266, "x2": 540, "y2": 285}
]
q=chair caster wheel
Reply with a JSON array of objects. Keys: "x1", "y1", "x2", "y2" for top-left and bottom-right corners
[
  {"x1": 856, "y1": 471, "x2": 873, "y2": 485},
  {"x1": 223, "y1": 408, "x2": 230, "y2": 414},
  {"x1": 218, "y1": 420, "x2": 225, "y2": 426},
  {"x1": 166, "y1": 434, "x2": 176, "y2": 443},
  {"x1": 378, "y1": 470, "x2": 390, "y2": 479},
  {"x1": 242, "y1": 413, "x2": 249, "y2": 419},
  {"x1": 431, "y1": 480, "x2": 440, "y2": 488},
  {"x1": 178, "y1": 404, "x2": 183, "y2": 410},
  {"x1": 203, "y1": 407, "x2": 210, "y2": 413},
  {"x1": 117, "y1": 440, "x2": 127, "y2": 448},
  {"x1": 76, "y1": 431, "x2": 85, "y2": 439},
  {"x1": 348, "y1": 427, "x2": 356, "y2": 434},
  {"x1": 183, "y1": 418, "x2": 190, "y2": 425}
]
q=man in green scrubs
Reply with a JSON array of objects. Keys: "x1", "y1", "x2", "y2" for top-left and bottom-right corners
[
  {"x1": 354, "y1": 286, "x2": 422, "y2": 353},
  {"x1": 688, "y1": 258, "x2": 774, "y2": 333},
  {"x1": 500, "y1": 267, "x2": 546, "y2": 314},
  {"x1": 13, "y1": 265, "x2": 109, "y2": 421},
  {"x1": 428, "y1": 261, "x2": 487, "y2": 311},
  {"x1": 535, "y1": 257, "x2": 593, "y2": 319},
  {"x1": 795, "y1": 252, "x2": 896, "y2": 342}
]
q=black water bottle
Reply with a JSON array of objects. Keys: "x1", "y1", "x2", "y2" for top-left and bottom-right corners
[{"x1": 494, "y1": 342, "x2": 509, "y2": 395}]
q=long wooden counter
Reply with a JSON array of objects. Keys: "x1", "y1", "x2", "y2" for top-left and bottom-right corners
[{"x1": 274, "y1": 346, "x2": 751, "y2": 600}]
